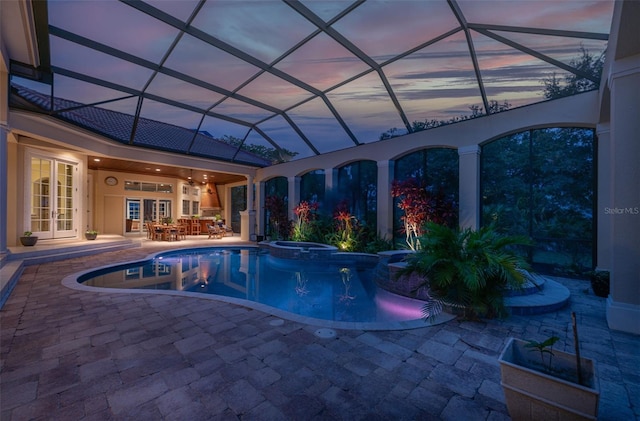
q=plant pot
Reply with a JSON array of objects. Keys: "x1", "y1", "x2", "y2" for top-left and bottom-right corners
[
  {"x1": 589, "y1": 271, "x2": 610, "y2": 298},
  {"x1": 20, "y1": 236, "x2": 38, "y2": 246},
  {"x1": 499, "y1": 337, "x2": 599, "y2": 421},
  {"x1": 85, "y1": 233, "x2": 98, "y2": 240}
]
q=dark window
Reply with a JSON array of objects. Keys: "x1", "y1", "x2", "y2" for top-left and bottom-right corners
[
  {"x1": 393, "y1": 148, "x2": 459, "y2": 243},
  {"x1": 263, "y1": 177, "x2": 288, "y2": 238},
  {"x1": 337, "y1": 161, "x2": 377, "y2": 230},
  {"x1": 481, "y1": 128, "x2": 595, "y2": 276},
  {"x1": 230, "y1": 185, "x2": 246, "y2": 234},
  {"x1": 300, "y1": 169, "x2": 325, "y2": 209}
]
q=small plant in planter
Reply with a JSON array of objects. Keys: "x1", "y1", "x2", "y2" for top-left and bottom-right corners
[
  {"x1": 20, "y1": 231, "x2": 38, "y2": 246},
  {"x1": 85, "y1": 230, "x2": 99, "y2": 240},
  {"x1": 524, "y1": 335, "x2": 561, "y2": 373},
  {"x1": 499, "y1": 312, "x2": 599, "y2": 420}
]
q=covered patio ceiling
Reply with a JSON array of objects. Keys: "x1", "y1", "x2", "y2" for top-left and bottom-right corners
[
  {"x1": 87, "y1": 156, "x2": 245, "y2": 185},
  {"x1": 8, "y1": 0, "x2": 613, "y2": 165}
]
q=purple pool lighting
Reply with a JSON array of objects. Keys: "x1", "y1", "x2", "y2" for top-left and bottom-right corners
[{"x1": 75, "y1": 247, "x2": 431, "y2": 327}]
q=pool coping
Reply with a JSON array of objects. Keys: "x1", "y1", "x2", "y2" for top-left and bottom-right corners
[{"x1": 61, "y1": 245, "x2": 456, "y2": 331}]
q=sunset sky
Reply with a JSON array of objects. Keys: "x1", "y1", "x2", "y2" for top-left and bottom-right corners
[{"x1": 17, "y1": 0, "x2": 613, "y2": 160}]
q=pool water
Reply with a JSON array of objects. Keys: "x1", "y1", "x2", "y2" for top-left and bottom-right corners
[{"x1": 78, "y1": 247, "x2": 426, "y2": 324}]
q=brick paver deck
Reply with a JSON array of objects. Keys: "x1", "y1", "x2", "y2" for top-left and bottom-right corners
[{"x1": 1, "y1": 238, "x2": 638, "y2": 420}]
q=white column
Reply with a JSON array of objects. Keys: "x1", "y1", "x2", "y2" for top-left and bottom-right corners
[
  {"x1": 458, "y1": 145, "x2": 481, "y2": 230},
  {"x1": 241, "y1": 174, "x2": 255, "y2": 241},
  {"x1": 255, "y1": 180, "x2": 265, "y2": 239},
  {"x1": 0, "y1": 62, "x2": 8, "y2": 254},
  {"x1": 377, "y1": 160, "x2": 394, "y2": 239},
  {"x1": 246, "y1": 174, "x2": 254, "y2": 212},
  {"x1": 596, "y1": 123, "x2": 611, "y2": 271},
  {"x1": 288, "y1": 176, "x2": 300, "y2": 221},
  {"x1": 324, "y1": 167, "x2": 338, "y2": 214},
  {"x1": 606, "y1": 57, "x2": 640, "y2": 334}
]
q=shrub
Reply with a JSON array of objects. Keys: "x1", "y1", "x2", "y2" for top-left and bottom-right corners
[
  {"x1": 399, "y1": 222, "x2": 532, "y2": 321},
  {"x1": 391, "y1": 178, "x2": 456, "y2": 250}
]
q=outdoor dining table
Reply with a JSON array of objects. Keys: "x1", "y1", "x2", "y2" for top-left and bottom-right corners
[{"x1": 153, "y1": 224, "x2": 180, "y2": 241}]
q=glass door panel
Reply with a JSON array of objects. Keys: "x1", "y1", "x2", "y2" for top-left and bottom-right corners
[
  {"x1": 144, "y1": 199, "x2": 157, "y2": 224},
  {"x1": 158, "y1": 199, "x2": 172, "y2": 222},
  {"x1": 55, "y1": 162, "x2": 75, "y2": 236},
  {"x1": 28, "y1": 155, "x2": 78, "y2": 239},
  {"x1": 143, "y1": 199, "x2": 172, "y2": 224},
  {"x1": 30, "y1": 157, "x2": 52, "y2": 236},
  {"x1": 126, "y1": 199, "x2": 142, "y2": 233}
]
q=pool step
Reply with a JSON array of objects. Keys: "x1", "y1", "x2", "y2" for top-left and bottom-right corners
[{"x1": 505, "y1": 278, "x2": 571, "y2": 315}]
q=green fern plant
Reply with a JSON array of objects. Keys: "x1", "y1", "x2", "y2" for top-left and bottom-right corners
[{"x1": 398, "y1": 222, "x2": 532, "y2": 321}]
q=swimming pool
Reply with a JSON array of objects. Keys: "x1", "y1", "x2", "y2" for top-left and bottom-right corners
[{"x1": 68, "y1": 247, "x2": 451, "y2": 329}]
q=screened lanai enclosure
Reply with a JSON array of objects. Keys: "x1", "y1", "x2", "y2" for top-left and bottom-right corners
[
  {"x1": 10, "y1": 0, "x2": 611, "y2": 161},
  {"x1": 7, "y1": 0, "x2": 615, "y2": 276}
]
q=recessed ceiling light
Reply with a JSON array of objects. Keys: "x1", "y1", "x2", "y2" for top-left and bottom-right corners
[
  {"x1": 93, "y1": 158, "x2": 101, "y2": 162},
  {"x1": 155, "y1": 168, "x2": 161, "y2": 172}
]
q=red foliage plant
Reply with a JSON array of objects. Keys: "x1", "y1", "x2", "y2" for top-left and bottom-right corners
[
  {"x1": 391, "y1": 178, "x2": 457, "y2": 250},
  {"x1": 264, "y1": 195, "x2": 289, "y2": 239},
  {"x1": 294, "y1": 200, "x2": 318, "y2": 223}
]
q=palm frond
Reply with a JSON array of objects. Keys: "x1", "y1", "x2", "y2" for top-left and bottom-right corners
[{"x1": 400, "y1": 221, "x2": 538, "y2": 321}]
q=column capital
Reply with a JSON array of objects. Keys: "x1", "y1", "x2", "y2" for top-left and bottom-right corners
[
  {"x1": 596, "y1": 122, "x2": 610, "y2": 136},
  {"x1": 458, "y1": 145, "x2": 481, "y2": 156}
]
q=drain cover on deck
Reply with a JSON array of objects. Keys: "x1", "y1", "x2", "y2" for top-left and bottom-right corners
[
  {"x1": 269, "y1": 319, "x2": 285, "y2": 326},
  {"x1": 314, "y1": 328, "x2": 336, "y2": 339}
]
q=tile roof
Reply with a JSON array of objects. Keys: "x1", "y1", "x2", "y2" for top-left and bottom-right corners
[{"x1": 10, "y1": 83, "x2": 271, "y2": 167}]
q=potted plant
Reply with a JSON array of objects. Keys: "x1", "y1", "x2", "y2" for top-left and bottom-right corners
[
  {"x1": 397, "y1": 221, "x2": 532, "y2": 321},
  {"x1": 85, "y1": 230, "x2": 99, "y2": 240},
  {"x1": 588, "y1": 269, "x2": 609, "y2": 298},
  {"x1": 499, "y1": 312, "x2": 599, "y2": 420},
  {"x1": 20, "y1": 231, "x2": 38, "y2": 246}
]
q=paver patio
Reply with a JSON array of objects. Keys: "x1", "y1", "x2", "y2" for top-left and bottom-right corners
[{"x1": 1, "y1": 238, "x2": 638, "y2": 420}]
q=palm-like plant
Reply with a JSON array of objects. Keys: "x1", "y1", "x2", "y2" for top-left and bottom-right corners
[{"x1": 399, "y1": 221, "x2": 532, "y2": 321}]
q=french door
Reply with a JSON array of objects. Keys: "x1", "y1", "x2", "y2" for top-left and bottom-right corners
[
  {"x1": 126, "y1": 198, "x2": 172, "y2": 235},
  {"x1": 143, "y1": 199, "x2": 172, "y2": 223},
  {"x1": 27, "y1": 152, "x2": 79, "y2": 239}
]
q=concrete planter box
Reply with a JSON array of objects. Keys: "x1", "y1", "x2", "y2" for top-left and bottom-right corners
[{"x1": 498, "y1": 337, "x2": 599, "y2": 420}]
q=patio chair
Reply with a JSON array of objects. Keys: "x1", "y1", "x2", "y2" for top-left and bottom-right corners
[
  {"x1": 167, "y1": 225, "x2": 179, "y2": 241},
  {"x1": 145, "y1": 222, "x2": 154, "y2": 239},
  {"x1": 178, "y1": 224, "x2": 188, "y2": 240},
  {"x1": 151, "y1": 224, "x2": 165, "y2": 241},
  {"x1": 221, "y1": 224, "x2": 233, "y2": 236},
  {"x1": 207, "y1": 223, "x2": 222, "y2": 239},
  {"x1": 191, "y1": 220, "x2": 201, "y2": 236}
]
